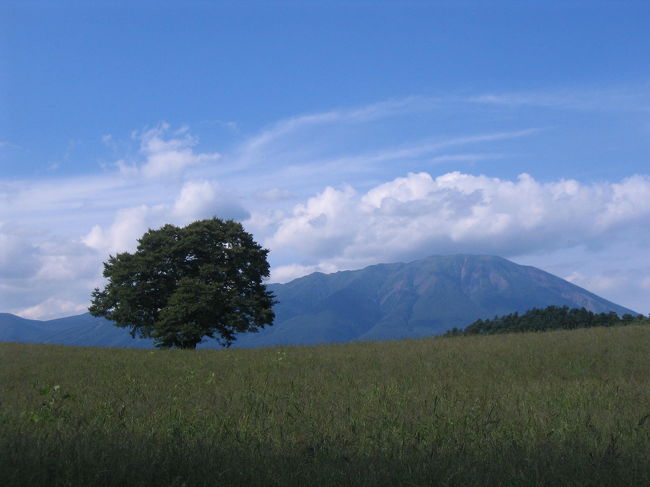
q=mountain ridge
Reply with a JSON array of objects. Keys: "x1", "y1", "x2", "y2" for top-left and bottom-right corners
[{"x1": 243, "y1": 254, "x2": 634, "y2": 346}]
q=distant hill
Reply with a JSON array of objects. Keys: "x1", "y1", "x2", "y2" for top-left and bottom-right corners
[
  {"x1": 0, "y1": 312, "x2": 153, "y2": 348},
  {"x1": 0, "y1": 255, "x2": 637, "y2": 349}
]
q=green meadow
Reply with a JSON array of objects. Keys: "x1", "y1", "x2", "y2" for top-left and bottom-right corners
[{"x1": 1, "y1": 325, "x2": 648, "y2": 486}]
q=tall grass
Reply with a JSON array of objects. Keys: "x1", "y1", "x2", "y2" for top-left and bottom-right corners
[{"x1": 1, "y1": 325, "x2": 648, "y2": 486}]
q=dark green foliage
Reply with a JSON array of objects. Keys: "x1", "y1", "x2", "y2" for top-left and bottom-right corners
[
  {"x1": 89, "y1": 218, "x2": 275, "y2": 349},
  {"x1": 448, "y1": 305, "x2": 649, "y2": 336}
]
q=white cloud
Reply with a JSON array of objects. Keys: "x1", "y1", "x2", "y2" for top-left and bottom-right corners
[
  {"x1": 172, "y1": 180, "x2": 220, "y2": 223},
  {"x1": 269, "y1": 185, "x2": 359, "y2": 259},
  {"x1": 34, "y1": 240, "x2": 98, "y2": 281},
  {"x1": 17, "y1": 298, "x2": 89, "y2": 321},
  {"x1": 82, "y1": 178, "x2": 250, "y2": 258},
  {"x1": 302, "y1": 130, "x2": 537, "y2": 171},
  {"x1": 429, "y1": 153, "x2": 506, "y2": 164},
  {"x1": 83, "y1": 204, "x2": 165, "y2": 255},
  {"x1": 565, "y1": 271, "x2": 623, "y2": 293},
  {"x1": 233, "y1": 96, "x2": 443, "y2": 171},
  {"x1": 172, "y1": 180, "x2": 249, "y2": 224},
  {"x1": 230, "y1": 93, "x2": 538, "y2": 184},
  {"x1": 243, "y1": 208, "x2": 287, "y2": 238},
  {"x1": 595, "y1": 175, "x2": 650, "y2": 230},
  {"x1": 118, "y1": 123, "x2": 220, "y2": 179},
  {"x1": 0, "y1": 226, "x2": 107, "y2": 319},
  {"x1": 269, "y1": 262, "x2": 340, "y2": 284},
  {"x1": 560, "y1": 261, "x2": 650, "y2": 316},
  {"x1": 468, "y1": 87, "x2": 650, "y2": 112},
  {"x1": 268, "y1": 171, "x2": 650, "y2": 271},
  {"x1": 242, "y1": 97, "x2": 434, "y2": 150}
]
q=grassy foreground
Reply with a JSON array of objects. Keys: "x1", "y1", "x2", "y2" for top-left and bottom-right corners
[{"x1": 1, "y1": 326, "x2": 648, "y2": 486}]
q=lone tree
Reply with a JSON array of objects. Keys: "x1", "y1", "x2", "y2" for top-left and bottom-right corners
[{"x1": 89, "y1": 218, "x2": 275, "y2": 349}]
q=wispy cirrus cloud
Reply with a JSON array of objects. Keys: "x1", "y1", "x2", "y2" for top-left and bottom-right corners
[
  {"x1": 468, "y1": 85, "x2": 650, "y2": 112},
  {"x1": 219, "y1": 94, "x2": 542, "y2": 197},
  {"x1": 304, "y1": 129, "x2": 539, "y2": 169},
  {"x1": 232, "y1": 96, "x2": 442, "y2": 169},
  {"x1": 429, "y1": 153, "x2": 507, "y2": 164}
]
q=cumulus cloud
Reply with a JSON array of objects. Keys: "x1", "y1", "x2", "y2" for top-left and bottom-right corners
[
  {"x1": 173, "y1": 180, "x2": 219, "y2": 222},
  {"x1": 172, "y1": 180, "x2": 249, "y2": 224},
  {"x1": 267, "y1": 172, "x2": 650, "y2": 271},
  {"x1": 82, "y1": 178, "x2": 250, "y2": 257},
  {"x1": 0, "y1": 226, "x2": 109, "y2": 319},
  {"x1": 117, "y1": 123, "x2": 220, "y2": 179},
  {"x1": 83, "y1": 205, "x2": 164, "y2": 255},
  {"x1": 269, "y1": 185, "x2": 359, "y2": 259}
]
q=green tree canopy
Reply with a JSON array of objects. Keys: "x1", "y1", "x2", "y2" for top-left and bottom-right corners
[{"x1": 89, "y1": 218, "x2": 275, "y2": 349}]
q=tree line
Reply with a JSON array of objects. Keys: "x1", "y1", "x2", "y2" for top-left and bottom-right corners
[{"x1": 446, "y1": 305, "x2": 649, "y2": 337}]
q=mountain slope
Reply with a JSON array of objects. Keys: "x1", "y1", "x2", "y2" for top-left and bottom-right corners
[
  {"x1": 0, "y1": 312, "x2": 153, "y2": 348},
  {"x1": 0, "y1": 313, "x2": 57, "y2": 342},
  {"x1": 0, "y1": 255, "x2": 636, "y2": 348},
  {"x1": 235, "y1": 254, "x2": 636, "y2": 347}
]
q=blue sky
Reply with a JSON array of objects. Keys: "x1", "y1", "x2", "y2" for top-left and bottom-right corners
[{"x1": 1, "y1": 1, "x2": 650, "y2": 319}]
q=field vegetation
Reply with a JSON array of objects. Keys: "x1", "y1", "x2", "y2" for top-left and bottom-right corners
[{"x1": 1, "y1": 324, "x2": 649, "y2": 486}]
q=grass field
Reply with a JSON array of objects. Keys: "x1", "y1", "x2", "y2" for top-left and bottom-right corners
[{"x1": 1, "y1": 325, "x2": 649, "y2": 486}]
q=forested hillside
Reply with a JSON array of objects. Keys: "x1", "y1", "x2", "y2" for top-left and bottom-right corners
[{"x1": 446, "y1": 305, "x2": 649, "y2": 336}]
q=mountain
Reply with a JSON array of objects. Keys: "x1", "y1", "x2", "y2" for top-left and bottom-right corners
[
  {"x1": 236, "y1": 254, "x2": 636, "y2": 347},
  {"x1": 0, "y1": 255, "x2": 636, "y2": 349},
  {"x1": 0, "y1": 312, "x2": 153, "y2": 348}
]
